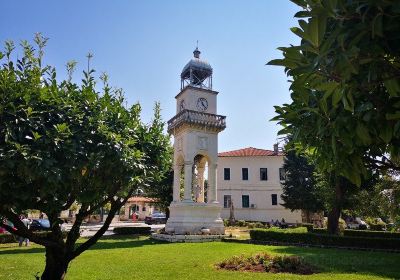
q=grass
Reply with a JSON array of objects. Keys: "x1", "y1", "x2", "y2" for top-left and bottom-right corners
[{"x1": 0, "y1": 235, "x2": 400, "y2": 279}]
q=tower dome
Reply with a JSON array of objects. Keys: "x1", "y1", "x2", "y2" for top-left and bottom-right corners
[{"x1": 180, "y1": 47, "x2": 213, "y2": 90}]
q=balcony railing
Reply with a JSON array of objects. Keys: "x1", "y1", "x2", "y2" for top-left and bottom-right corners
[{"x1": 167, "y1": 109, "x2": 226, "y2": 133}]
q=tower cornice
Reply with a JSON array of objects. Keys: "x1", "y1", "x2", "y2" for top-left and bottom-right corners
[{"x1": 175, "y1": 85, "x2": 218, "y2": 100}]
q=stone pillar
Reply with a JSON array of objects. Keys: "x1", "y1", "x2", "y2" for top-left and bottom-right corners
[
  {"x1": 208, "y1": 163, "x2": 217, "y2": 203},
  {"x1": 197, "y1": 167, "x2": 205, "y2": 203},
  {"x1": 172, "y1": 164, "x2": 181, "y2": 202},
  {"x1": 183, "y1": 161, "x2": 193, "y2": 202}
]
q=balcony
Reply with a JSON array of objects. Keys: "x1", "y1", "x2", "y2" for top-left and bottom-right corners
[{"x1": 167, "y1": 109, "x2": 226, "y2": 133}]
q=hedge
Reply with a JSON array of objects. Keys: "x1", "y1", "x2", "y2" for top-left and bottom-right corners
[
  {"x1": 113, "y1": 226, "x2": 151, "y2": 235},
  {"x1": 250, "y1": 229, "x2": 400, "y2": 250},
  {"x1": 0, "y1": 231, "x2": 68, "y2": 244},
  {"x1": 309, "y1": 228, "x2": 400, "y2": 239},
  {"x1": 343, "y1": 229, "x2": 400, "y2": 239}
]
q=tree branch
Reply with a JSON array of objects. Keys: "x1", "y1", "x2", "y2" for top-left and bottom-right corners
[
  {"x1": 2, "y1": 210, "x2": 60, "y2": 248},
  {"x1": 70, "y1": 193, "x2": 132, "y2": 260}
]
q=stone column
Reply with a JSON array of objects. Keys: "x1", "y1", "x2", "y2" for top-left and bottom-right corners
[
  {"x1": 197, "y1": 167, "x2": 205, "y2": 203},
  {"x1": 208, "y1": 163, "x2": 217, "y2": 203},
  {"x1": 172, "y1": 164, "x2": 181, "y2": 202},
  {"x1": 183, "y1": 161, "x2": 193, "y2": 202}
]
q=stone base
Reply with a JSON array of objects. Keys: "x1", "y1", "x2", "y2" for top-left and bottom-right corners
[
  {"x1": 152, "y1": 233, "x2": 224, "y2": 243},
  {"x1": 165, "y1": 201, "x2": 225, "y2": 235}
]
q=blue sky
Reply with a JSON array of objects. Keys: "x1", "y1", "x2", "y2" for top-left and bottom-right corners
[{"x1": 0, "y1": 1, "x2": 300, "y2": 152}]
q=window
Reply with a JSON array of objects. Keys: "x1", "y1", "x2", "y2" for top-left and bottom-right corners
[
  {"x1": 242, "y1": 195, "x2": 250, "y2": 208},
  {"x1": 142, "y1": 206, "x2": 146, "y2": 212},
  {"x1": 271, "y1": 194, "x2": 278, "y2": 206},
  {"x1": 224, "y1": 168, "x2": 231, "y2": 180},
  {"x1": 279, "y1": 168, "x2": 286, "y2": 181},
  {"x1": 260, "y1": 168, "x2": 268, "y2": 181},
  {"x1": 242, "y1": 168, "x2": 249, "y2": 180},
  {"x1": 223, "y1": 195, "x2": 232, "y2": 208}
]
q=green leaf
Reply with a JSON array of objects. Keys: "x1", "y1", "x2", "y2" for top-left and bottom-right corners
[
  {"x1": 372, "y1": 14, "x2": 383, "y2": 38},
  {"x1": 332, "y1": 89, "x2": 343, "y2": 107},
  {"x1": 294, "y1": 11, "x2": 311, "y2": 18},
  {"x1": 342, "y1": 94, "x2": 353, "y2": 112},
  {"x1": 356, "y1": 124, "x2": 371, "y2": 145},
  {"x1": 291, "y1": 27, "x2": 306, "y2": 40},
  {"x1": 308, "y1": 18, "x2": 319, "y2": 47},
  {"x1": 379, "y1": 125, "x2": 392, "y2": 143},
  {"x1": 290, "y1": 0, "x2": 307, "y2": 8},
  {"x1": 386, "y1": 112, "x2": 400, "y2": 120},
  {"x1": 384, "y1": 78, "x2": 400, "y2": 97},
  {"x1": 320, "y1": 98, "x2": 328, "y2": 114}
]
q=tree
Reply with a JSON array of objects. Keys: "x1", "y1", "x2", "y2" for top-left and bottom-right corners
[
  {"x1": 0, "y1": 34, "x2": 171, "y2": 280},
  {"x1": 281, "y1": 150, "x2": 325, "y2": 221},
  {"x1": 348, "y1": 175, "x2": 400, "y2": 222},
  {"x1": 269, "y1": 0, "x2": 400, "y2": 233},
  {"x1": 144, "y1": 169, "x2": 173, "y2": 216}
]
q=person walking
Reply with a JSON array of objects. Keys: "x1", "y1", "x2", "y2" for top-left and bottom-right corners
[{"x1": 18, "y1": 215, "x2": 31, "y2": 247}]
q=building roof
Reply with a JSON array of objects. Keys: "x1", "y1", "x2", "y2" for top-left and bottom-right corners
[
  {"x1": 218, "y1": 147, "x2": 284, "y2": 157},
  {"x1": 127, "y1": 196, "x2": 157, "y2": 203}
]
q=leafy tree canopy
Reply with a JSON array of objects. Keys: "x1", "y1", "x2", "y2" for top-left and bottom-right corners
[
  {"x1": 0, "y1": 34, "x2": 171, "y2": 280},
  {"x1": 271, "y1": 0, "x2": 400, "y2": 186}
]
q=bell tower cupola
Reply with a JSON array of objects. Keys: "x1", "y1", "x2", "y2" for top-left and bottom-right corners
[{"x1": 180, "y1": 46, "x2": 213, "y2": 90}]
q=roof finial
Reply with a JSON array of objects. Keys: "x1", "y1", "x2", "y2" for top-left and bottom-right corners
[{"x1": 193, "y1": 40, "x2": 200, "y2": 59}]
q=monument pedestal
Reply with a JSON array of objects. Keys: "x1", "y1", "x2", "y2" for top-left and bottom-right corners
[{"x1": 165, "y1": 201, "x2": 224, "y2": 235}]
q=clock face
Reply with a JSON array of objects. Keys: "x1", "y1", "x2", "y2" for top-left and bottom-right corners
[
  {"x1": 180, "y1": 100, "x2": 185, "y2": 111},
  {"x1": 196, "y1": 98, "x2": 208, "y2": 111}
]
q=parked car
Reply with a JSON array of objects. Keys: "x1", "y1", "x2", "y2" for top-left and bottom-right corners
[
  {"x1": 30, "y1": 219, "x2": 51, "y2": 231},
  {"x1": 346, "y1": 217, "x2": 368, "y2": 230},
  {"x1": 144, "y1": 213, "x2": 167, "y2": 225}
]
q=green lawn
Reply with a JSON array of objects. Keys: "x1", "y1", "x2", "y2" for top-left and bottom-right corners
[{"x1": 0, "y1": 236, "x2": 399, "y2": 280}]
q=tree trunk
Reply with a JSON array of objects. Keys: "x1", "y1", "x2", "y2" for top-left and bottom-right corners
[
  {"x1": 327, "y1": 179, "x2": 343, "y2": 235},
  {"x1": 41, "y1": 246, "x2": 69, "y2": 280}
]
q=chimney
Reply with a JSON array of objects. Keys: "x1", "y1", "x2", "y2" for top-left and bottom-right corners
[{"x1": 273, "y1": 143, "x2": 279, "y2": 154}]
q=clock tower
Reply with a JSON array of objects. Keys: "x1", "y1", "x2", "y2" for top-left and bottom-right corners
[{"x1": 165, "y1": 47, "x2": 226, "y2": 235}]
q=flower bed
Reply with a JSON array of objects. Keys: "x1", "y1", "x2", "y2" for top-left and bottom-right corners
[{"x1": 215, "y1": 252, "x2": 317, "y2": 275}]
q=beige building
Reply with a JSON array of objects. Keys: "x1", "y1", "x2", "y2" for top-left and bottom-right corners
[
  {"x1": 120, "y1": 197, "x2": 157, "y2": 221},
  {"x1": 217, "y1": 147, "x2": 301, "y2": 223}
]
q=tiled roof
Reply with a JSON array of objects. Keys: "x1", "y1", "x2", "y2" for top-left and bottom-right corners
[
  {"x1": 218, "y1": 147, "x2": 284, "y2": 157},
  {"x1": 127, "y1": 196, "x2": 157, "y2": 203}
]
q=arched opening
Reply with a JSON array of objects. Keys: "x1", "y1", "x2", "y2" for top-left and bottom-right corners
[
  {"x1": 172, "y1": 152, "x2": 216, "y2": 204},
  {"x1": 192, "y1": 154, "x2": 209, "y2": 203}
]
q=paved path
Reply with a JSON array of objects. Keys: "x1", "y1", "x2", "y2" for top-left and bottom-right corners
[{"x1": 64, "y1": 221, "x2": 165, "y2": 237}]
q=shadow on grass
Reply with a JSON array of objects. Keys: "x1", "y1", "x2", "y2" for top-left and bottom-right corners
[
  {"x1": 267, "y1": 245, "x2": 400, "y2": 279},
  {"x1": 0, "y1": 235, "x2": 166, "y2": 255}
]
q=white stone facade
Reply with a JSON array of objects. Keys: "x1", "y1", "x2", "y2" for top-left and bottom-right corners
[{"x1": 217, "y1": 147, "x2": 302, "y2": 223}]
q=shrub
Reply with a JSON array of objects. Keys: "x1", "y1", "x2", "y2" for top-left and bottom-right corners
[
  {"x1": 370, "y1": 223, "x2": 386, "y2": 231},
  {"x1": 113, "y1": 226, "x2": 151, "y2": 235},
  {"x1": 0, "y1": 234, "x2": 16, "y2": 243},
  {"x1": 311, "y1": 228, "x2": 328, "y2": 234},
  {"x1": 365, "y1": 218, "x2": 387, "y2": 231},
  {"x1": 216, "y1": 252, "x2": 316, "y2": 275},
  {"x1": 301, "y1": 223, "x2": 314, "y2": 232},
  {"x1": 0, "y1": 231, "x2": 68, "y2": 244},
  {"x1": 338, "y1": 218, "x2": 347, "y2": 233},
  {"x1": 249, "y1": 229, "x2": 400, "y2": 250},
  {"x1": 236, "y1": 220, "x2": 246, "y2": 227},
  {"x1": 311, "y1": 228, "x2": 400, "y2": 239},
  {"x1": 254, "y1": 222, "x2": 265, "y2": 229},
  {"x1": 343, "y1": 229, "x2": 400, "y2": 239}
]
